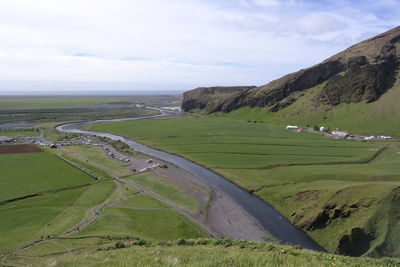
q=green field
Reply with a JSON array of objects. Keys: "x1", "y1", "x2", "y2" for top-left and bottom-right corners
[
  {"x1": 62, "y1": 145, "x2": 131, "y2": 177},
  {"x1": 127, "y1": 173, "x2": 199, "y2": 213},
  {"x1": 0, "y1": 181, "x2": 114, "y2": 254},
  {"x1": 74, "y1": 206, "x2": 205, "y2": 241},
  {"x1": 6, "y1": 238, "x2": 400, "y2": 267},
  {"x1": 0, "y1": 150, "x2": 94, "y2": 202},
  {"x1": 0, "y1": 147, "x2": 116, "y2": 253},
  {"x1": 0, "y1": 145, "x2": 206, "y2": 259},
  {"x1": 0, "y1": 130, "x2": 40, "y2": 137},
  {"x1": 87, "y1": 116, "x2": 400, "y2": 257},
  {"x1": 0, "y1": 97, "x2": 125, "y2": 109}
]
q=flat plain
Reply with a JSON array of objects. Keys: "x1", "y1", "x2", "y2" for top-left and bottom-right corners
[{"x1": 0, "y1": 97, "x2": 125, "y2": 109}]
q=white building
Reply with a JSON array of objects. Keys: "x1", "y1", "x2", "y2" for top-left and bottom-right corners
[
  {"x1": 286, "y1": 125, "x2": 299, "y2": 130},
  {"x1": 332, "y1": 131, "x2": 349, "y2": 137}
]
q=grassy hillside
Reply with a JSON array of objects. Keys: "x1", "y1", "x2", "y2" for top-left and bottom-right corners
[
  {"x1": 86, "y1": 116, "x2": 400, "y2": 257},
  {"x1": 4, "y1": 238, "x2": 400, "y2": 267},
  {"x1": 182, "y1": 27, "x2": 400, "y2": 136},
  {"x1": 216, "y1": 77, "x2": 400, "y2": 136}
]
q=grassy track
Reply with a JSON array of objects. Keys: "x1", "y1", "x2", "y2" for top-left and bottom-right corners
[{"x1": 87, "y1": 116, "x2": 400, "y2": 257}]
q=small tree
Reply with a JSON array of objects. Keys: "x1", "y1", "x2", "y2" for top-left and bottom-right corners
[{"x1": 313, "y1": 125, "x2": 319, "y2": 131}]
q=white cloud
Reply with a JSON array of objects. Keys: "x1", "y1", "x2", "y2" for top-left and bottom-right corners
[
  {"x1": 0, "y1": 0, "x2": 398, "y2": 92},
  {"x1": 295, "y1": 13, "x2": 347, "y2": 34},
  {"x1": 252, "y1": 0, "x2": 281, "y2": 8}
]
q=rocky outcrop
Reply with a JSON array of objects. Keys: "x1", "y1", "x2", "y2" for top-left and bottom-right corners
[
  {"x1": 182, "y1": 26, "x2": 400, "y2": 114},
  {"x1": 181, "y1": 86, "x2": 256, "y2": 113},
  {"x1": 336, "y1": 228, "x2": 372, "y2": 256},
  {"x1": 292, "y1": 203, "x2": 354, "y2": 232},
  {"x1": 243, "y1": 60, "x2": 345, "y2": 108}
]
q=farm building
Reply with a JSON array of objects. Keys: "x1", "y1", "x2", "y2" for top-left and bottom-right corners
[
  {"x1": 332, "y1": 130, "x2": 349, "y2": 138},
  {"x1": 286, "y1": 125, "x2": 298, "y2": 130}
]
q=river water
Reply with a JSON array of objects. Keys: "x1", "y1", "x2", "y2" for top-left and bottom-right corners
[{"x1": 56, "y1": 110, "x2": 324, "y2": 251}]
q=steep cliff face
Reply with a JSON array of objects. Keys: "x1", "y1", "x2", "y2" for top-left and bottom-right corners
[
  {"x1": 182, "y1": 86, "x2": 256, "y2": 113},
  {"x1": 182, "y1": 26, "x2": 400, "y2": 114}
]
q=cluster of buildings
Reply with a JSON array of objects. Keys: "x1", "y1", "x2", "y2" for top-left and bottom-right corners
[
  {"x1": 139, "y1": 161, "x2": 161, "y2": 173},
  {"x1": 362, "y1": 135, "x2": 392, "y2": 141},
  {"x1": 286, "y1": 125, "x2": 393, "y2": 141}
]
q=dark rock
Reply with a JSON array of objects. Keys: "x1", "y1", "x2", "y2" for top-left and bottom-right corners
[
  {"x1": 298, "y1": 210, "x2": 330, "y2": 231},
  {"x1": 181, "y1": 86, "x2": 256, "y2": 112},
  {"x1": 324, "y1": 203, "x2": 336, "y2": 209},
  {"x1": 336, "y1": 227, "x2": 372, "y2": 256}
]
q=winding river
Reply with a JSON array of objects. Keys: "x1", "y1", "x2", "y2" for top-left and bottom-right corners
[{"x1": 56, "y1": 109, "x2": 324, "y2": 251}]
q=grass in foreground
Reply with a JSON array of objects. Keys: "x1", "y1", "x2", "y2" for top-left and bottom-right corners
[
  {"x1": 86, "y1": 116, "x2": 400, "y2": 257},
  {"x1": 5, "y1": 238, "x2": 400, "y2": 267},
  {"x1": 72, "y1": 207, "x2": 205, "y2": 241}
]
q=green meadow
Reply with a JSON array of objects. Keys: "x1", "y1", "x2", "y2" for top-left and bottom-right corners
[
  {"x1": 0, "y1": 130, "x2": 39, "y2": 137},
  {"x1": 87, "y1": 116, "x2": 400, "y2": 257},
  {"x1": 0, "y1": 181, "x2": 114, "y2": 254},
  {"x1": 0, "y1": 146, "x2": 206, "y2": 259},
  {"x1": 126, "y1": 173, "x2": 199, "y2": 213},
  {"x1": 63, "y1": 145, "x2": 131, "y2": 177},
  {"x1": 0, "y1": 151, "x2": 94, "y2": 201},
  {"x1": 73, "y1": 206, "x2": 205, "y2": 241}
]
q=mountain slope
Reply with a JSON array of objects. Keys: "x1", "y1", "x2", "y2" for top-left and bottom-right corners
[{"x1": 182, "y1": 26, "x2": 400, "y2": 134}]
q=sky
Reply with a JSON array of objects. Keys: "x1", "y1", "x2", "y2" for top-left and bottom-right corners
[{"x1": 0, "y1": 0, "x2": 399, "y2": 94}]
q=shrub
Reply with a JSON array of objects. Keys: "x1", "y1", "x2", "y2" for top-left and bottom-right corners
[
  {"x1": 177, "y1": 238, "x2": 187, "y2": 246},
  {"x1": 115, "y1": 242, "x2": 125, "y2": 249},
  {"x1": 293, "y1": 244, "x2": 302, "y2": 250}
]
